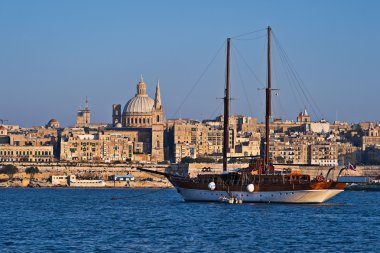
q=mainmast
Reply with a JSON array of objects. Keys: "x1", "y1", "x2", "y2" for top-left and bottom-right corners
[
  {"x1": 265, "y1": 26, "x2": 272, "y2": 171},
  {"x1": 223, "y1": 38, "x2": 231, "y2": 172}
]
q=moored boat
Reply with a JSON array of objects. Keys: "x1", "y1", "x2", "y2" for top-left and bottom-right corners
[
  {"x1": 139, "y1": 27, "x2": 346, "y2": 203},
  {"x1": 345, "y1": 177, "x2": 380, "y2": 191},
  {"x1": 68, "y1": 175, "x2": 106, "y2": 188}
]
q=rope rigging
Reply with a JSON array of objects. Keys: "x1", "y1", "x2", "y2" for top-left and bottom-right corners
[
  {"x1": 170, "y1": 27, "x2": 325, "y2": 123},
  {"x1": 231, "y1": 44, "x2": 264, "y2": 89},
  {"x1": 272, "y1": 32, "x2": 325, "y2": 120},
  {"x1": 231, "y1": 42, "x2": 266, "y2": 118},
  {"x1": 273, "y1": 36, "x2": 314, "y2": 117},
  {"x1": 171, "y1": 41, "x2": 225, "y2": 119},
  {"x1": 231, "y1": 45, "x2": 254, "y2": 117},
  {"x1": 207, "y1": 100, "x2": 223, "y2": 120},
  {"x1": 231, "y1": 28, "x2": 267, "y2": 39}
]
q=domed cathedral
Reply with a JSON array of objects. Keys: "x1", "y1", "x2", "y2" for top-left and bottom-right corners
[
  {"x1": 46, "y1": 118, "x2": 60, "y2": 129},
  {"x1": 111, "y1": 76, "x2": 165, "y2": 162}
]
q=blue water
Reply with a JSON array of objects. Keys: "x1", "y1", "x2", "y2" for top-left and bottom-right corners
[{"x1": 0, "y1": 189, "x2": 379, "y2": 253}]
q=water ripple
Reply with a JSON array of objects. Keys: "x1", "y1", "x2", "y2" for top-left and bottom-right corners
[{"x1": 0, "y1": 189, "x2": 379, "y2": 252}]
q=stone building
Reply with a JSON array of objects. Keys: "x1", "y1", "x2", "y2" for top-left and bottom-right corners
[
  {"x1": 0, "y1": 125, "x2": 8, "y2": 136},
  {"x1": 268, "y1": 131, "x2": 338, "y2": 166},
  {"x1": 60, "y1": 133, "x2": 101, "y2": 161},
  {"x1": 0, "y1": 145, "x2": 54, "y2": 162},
  {"x1": 308, "y1": 143, "x2": 338, "y2": 166},
  {"x1": 59, "y1": 131, "x2": 134, "y2": 162},
  {"x1": 167, "y1": 117, "x2": 259, "y2": 163},
  {"x1": 306, "y1": 120, "x2": 330, "y2": 134},
  {"x1": 234, "y1": 132, "x2": 261, "y2": 157},
  {"x1": 8, "y1": 127, "x2": 57, "y2": 147},
  {"x1": 0, "y1": 126, "x2": 9, "y2": 144},
  {"x1": 168, "y1": 119, "x2": 210, "y2": 162},
  {"x1": 75, "y1": 98, "x2": 91, "y2": 128},
  {"x1": 0, "y1": 123, "x2": 58, "y2": 161},
  {"x1": 362, "y1": 124, "x2": 380, "y2": 150},
  {"x1": 337, "y1": 142, "x2": 360, "y2": 165}
]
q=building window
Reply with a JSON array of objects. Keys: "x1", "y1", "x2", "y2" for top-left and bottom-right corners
[{"x1": 157, "y1": 115, "x2": 160, "y2": 123}]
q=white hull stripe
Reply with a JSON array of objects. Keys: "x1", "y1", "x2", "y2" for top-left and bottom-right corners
[{"x1": 176, "y1": 188, "x2": 343, "y2": 203}]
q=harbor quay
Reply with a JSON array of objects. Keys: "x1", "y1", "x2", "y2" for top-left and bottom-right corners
[
  {"x1": 0, "y1": 162, "x2": 172, "y2": 188},
  {"x1": 1, "y1": 161, "x2": 379, "y2": 188}
]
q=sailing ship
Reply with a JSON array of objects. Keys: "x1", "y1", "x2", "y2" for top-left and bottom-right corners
[{"x1": 139, "y1": 27, "x2": 346, "y2": 203}]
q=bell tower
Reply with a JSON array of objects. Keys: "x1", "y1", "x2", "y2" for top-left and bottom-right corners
[
  {"x1": 151, "y1": 80, "x2": 165, "y2": 162},
  {"x1": 76, "y1": 97, "x2": 91, "y2": 127},
  {"x1": 152, "y1": 80, "x2": 164, "y2": 124},
  {"x1": 112, "y1": 104, "x2": 121, "y2": 126},
  {"x1": 297, "y1": 108, "x2": 311, "y2": 123}
]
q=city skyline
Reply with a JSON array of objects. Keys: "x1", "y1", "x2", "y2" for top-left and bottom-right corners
[{"x1": 1, "y1": 0, "x2": 380, "y2": 127}]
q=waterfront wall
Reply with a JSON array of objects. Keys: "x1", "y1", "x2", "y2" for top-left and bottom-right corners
[
  {"x1": 1, "y1": 161, "x2": 380, "y2": 188},
  {"x1": 0, "y1": 162, "x2": 171, "y2": 188}
]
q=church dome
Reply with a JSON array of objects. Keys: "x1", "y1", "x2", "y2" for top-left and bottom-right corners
[
  {"x1": 123, "y1": 76, "x2": 154, "y2": 114},
  {"x1": 47, "y1": 118, "x2": 60, "y2": 128},
  {"x1": 124, "y1": 96, "x2": 154, "y2": 114}
]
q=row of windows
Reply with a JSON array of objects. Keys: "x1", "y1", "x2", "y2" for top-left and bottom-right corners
[
  {"x1": 127, "y1": 117, "x2": 150, "y2": 125},
  {"x1": 126, "y1": 115, "x2": 160, "y2": 125},
  {"x1": 0, "y1": 158, "x2": 51, "y2": 162},
  {"x1": 81, "y1": 148, "x2": 96, "y2": 152},
  {"x1": 0, "y1": 150, "x2": 51, "y2": 156}
]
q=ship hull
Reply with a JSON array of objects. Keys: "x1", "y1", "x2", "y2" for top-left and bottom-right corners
[
  {"x1": 176, "y1": 187, "x2": 343, "y2": 203},
  {"x1": 136, "y1": 167, "x2": 345, "y2": 203}
]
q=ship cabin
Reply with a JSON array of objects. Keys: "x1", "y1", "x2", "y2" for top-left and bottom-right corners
[{"x1": 195, "y1": 171, "x2": 312, "y2": 187}]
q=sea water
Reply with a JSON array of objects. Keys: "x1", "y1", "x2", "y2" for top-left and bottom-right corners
[{"x1": 0, "y1": 188, "x2": 379, "y2": 252}]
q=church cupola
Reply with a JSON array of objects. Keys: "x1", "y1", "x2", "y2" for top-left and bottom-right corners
[{"x1": 137, "y1": 74, "x2": 147, "y2": 96}]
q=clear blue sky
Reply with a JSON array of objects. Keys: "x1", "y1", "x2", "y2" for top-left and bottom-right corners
[{"x1": 1, "y1": 0, "x2": 379, "y2": 127}]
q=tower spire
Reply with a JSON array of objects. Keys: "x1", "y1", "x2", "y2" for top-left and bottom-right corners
[
  {"x1": 154, "y1": 80, "x2": 162, "y2": 109},
  {"x1": 85, "y1": 96, "x2": 89, "y2": 110},
  {"x1": 140, "y1": 74, "x2": 144, "y2": 83}
]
